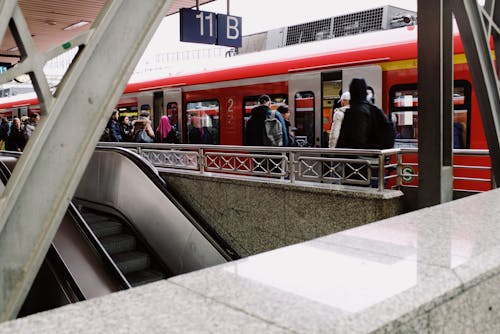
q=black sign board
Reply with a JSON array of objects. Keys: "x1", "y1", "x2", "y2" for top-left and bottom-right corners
[{"x1": 180, "y1": 8, "x2": 242, "y2": 48}]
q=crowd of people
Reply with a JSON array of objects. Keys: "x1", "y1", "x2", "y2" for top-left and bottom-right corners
[
  {"x1": 0, "y1": 113, "x2": 40, "y2": 152},
  {"x1": 102, "y1": 106, "x2": 179, "y2": 144}
]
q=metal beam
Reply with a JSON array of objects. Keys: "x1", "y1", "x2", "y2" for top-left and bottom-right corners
[
  {"x1": 0, "y1": 0, "x2": 174, "y2": 320},
  {"x1": 452, "y1": 0, "x2": 500, "y2": 187},
  {"x1": 484, "y1": 0, "x2": 500, "y2": 76},
  {"x1": 417, "y1": 0, "x2": 454, "y2": 208}
]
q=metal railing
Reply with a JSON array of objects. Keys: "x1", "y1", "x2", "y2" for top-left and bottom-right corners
[{"x1": 98, "y1": 143, "x2": 494, "y2": 192}]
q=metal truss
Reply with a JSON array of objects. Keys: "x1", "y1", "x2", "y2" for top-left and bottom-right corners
[
  {"x1": 0, "y1": 0, "x2": 173, "y2": 320},
  {"x1": 452, "y1": 0, "x2": 500, "y2": 186}
]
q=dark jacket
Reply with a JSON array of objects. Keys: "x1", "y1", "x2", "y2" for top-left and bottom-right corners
[
  {"x1": 5, "y1": 126, "x2": 26, "y2": 152},
  {"x1": 108, "y1": 119, "x2": 122, "y2": 142},
  {"x1": 336, "y1": 78, "x2": 371, "y2": 149},
  {"x1": 156, "y1": 129, "x2": 178, "y2": 143},
  {"x1": 244, "y1": 105, "x2": 289, "y2": 146},
  {"x1": 120, "y1": 123, "x2": 134, "y2": 142}
]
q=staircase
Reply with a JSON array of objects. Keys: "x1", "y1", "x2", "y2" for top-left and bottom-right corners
[{"x1": 81, "y1": 210, "x2": 169, "y2": 287}]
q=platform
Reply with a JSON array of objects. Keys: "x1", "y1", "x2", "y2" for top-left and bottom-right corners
[{"x1": 1, "y1": 187, "x2": 499, "y2": 333}]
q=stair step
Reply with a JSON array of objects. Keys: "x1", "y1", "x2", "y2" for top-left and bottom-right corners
[
  {"x1": 126, "y1": 269, "x2": 166, "y2": 287},
  {"x1": 81, "y1": 212, "x2": 113, "y2": 224},
  {"x1": 100, "y1": 234, "x2": 136, "y2": 255},
  {"x1": 112, "y1": 251, "x2": 151, "y2": 274},
  {"x1": 88, "y1": 219, "x2": 124, "y2": 238}
]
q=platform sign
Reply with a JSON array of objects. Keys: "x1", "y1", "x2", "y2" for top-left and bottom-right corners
[
  {"x1": 180, "y1": 8, "x2": 217, "y2": 45},
  {"x1": 180, "y1": 8, "x2": 242, "y2": 48},
  {"x1": 217, "y1": 14, "x2": 242, "y2": 47}
]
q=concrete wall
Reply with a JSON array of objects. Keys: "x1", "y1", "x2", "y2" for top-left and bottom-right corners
[{"x1": 161, "y1": 172, "x2": 404, "y2": 257}]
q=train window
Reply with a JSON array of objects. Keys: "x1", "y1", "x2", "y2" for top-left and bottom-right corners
[
  {"x1": 389, "y1": 81, "x2": 471, "y2": 148},
  {"x1": 242, "y1": 94, "x2": 287, "y2": 143},
  {"x1": 117, "y1": 105, "x2": 138, "y2": 122},
  {"x1": 185, "y1": 100, "x2": 219, "y2": 144},
  {"x1": 294, "y1": 91, "x2": 315, "y2": 147}
]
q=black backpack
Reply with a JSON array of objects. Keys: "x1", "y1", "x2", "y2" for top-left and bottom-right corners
[{"x1": 366, "y1": 102, "x2": 395, "y2": 149}]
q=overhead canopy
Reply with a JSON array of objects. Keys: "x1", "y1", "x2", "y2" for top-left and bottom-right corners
[{"x1": 0, "y1": 0, "x2": 216, "y2": 65}]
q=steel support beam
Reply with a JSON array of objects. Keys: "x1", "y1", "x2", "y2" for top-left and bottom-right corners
[
  {"x1": 417, "y1": 0, "x2": 454, "y2": 208},
  {"x1": 452, "y1": 0, "x2": 500, "y2": 187},
  {"x1": 0, "y1": 0, "x2": 173, "y2": 320}
]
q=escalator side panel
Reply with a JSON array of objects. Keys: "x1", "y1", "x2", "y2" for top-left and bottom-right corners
[{"x1": 52, "y1": 212, "x2": 122, "y2": 298}]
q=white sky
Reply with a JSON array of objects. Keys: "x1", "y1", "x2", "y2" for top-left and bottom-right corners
[{"x1": 141, "y1": 0, "x2": 417, "y2": 57}]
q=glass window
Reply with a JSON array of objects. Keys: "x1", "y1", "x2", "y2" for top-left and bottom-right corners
[
  {"x1": 295, "y1": 91, "x2": 314, "y2": 147},
  {"x1": 389, "y1": 81, "x2": 471, "y2": 149},
  {"x1": 185, "y1": 100, "x2": 219, "y2": 144}
]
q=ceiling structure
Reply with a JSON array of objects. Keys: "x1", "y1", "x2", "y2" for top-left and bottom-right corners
[{"x1": 0, "y1": 0, "x2": 216, "y2": 65}]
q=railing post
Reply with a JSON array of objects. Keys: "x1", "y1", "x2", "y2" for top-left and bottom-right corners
[
  {"x1": 289, "y1": 151, "x2": 296, "y2": 183},
  {"x1": 198, "y1": 147, "x2": 205, "y2": 174},
  {"x1": 378, "y1": 152, "x2": 385, "y2": 191},
  {"x1": 396, "y1": 152, "x2": 403, "y2": 189}
]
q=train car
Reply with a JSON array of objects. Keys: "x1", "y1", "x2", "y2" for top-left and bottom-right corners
[{"x1": 0, "y1": 22, "x2": 493, "y2": 191}]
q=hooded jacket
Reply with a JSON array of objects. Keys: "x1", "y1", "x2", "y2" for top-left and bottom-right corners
[{"x1": 336, "y1": 78, "x2": 372, "y2": 149}]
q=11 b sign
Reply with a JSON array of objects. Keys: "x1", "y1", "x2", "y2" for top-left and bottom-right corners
[{"x1": 180, "y1": 8, "x2": 242, "y2": 47}]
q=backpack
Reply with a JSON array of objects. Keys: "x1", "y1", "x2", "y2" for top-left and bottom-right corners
[
  {"x1": 136, "y1": 128, "x2": 154, "y2": 143},
  {"x1": 99, "y1": 127, "x2": 111, "y2": 142},
  {"x1": 263, "y1": 110, "x2": 283, "y2": 146},
  {"x1": 367, "y1": 102, "x2": 395, "y2": 149}
]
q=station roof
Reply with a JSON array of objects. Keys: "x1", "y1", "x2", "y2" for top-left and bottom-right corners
[{"x1": 0, "y1": 0, "x2": 216, "y2": 65}]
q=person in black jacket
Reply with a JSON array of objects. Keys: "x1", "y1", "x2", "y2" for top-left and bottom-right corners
[
  {"x1": 244, "y1": 95, "x2": 288, "y2": 147},
  {"x1": 336, "y1": 78, "x2": 371, "y2": 150},
  {"x1": 5, "y1": 117, "x2": 26, "y2": 152}
]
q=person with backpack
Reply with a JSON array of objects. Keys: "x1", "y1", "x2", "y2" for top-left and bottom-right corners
[
  {"x1": 133, "y1": 110, "x2": 155, "y2": 143},
  {"x1": 244, "y1": 95, "x2": 288, "y2": 147}
]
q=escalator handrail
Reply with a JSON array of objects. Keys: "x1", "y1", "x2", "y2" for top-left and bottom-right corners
[
  {"x1": 68, "y1": 203, "x2": 132, "y2": 289},
  {"x1": 96, "y1": 146, "x2": 240, "y2": 261},
  {"x1": 0, "y1": 152, "x2": 131, "y2": 290}
]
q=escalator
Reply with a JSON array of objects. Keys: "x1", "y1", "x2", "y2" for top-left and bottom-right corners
[{"x1": 0, "y1": 147, "x2": 238, "y2": 317}]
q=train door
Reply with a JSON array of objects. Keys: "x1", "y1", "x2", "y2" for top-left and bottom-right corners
[
  {"x1": 163, "y1": 88, "x2": 182, "y2": 142},
  {"x1": 153, "y1": 91, "x2": 163, "y2": 128},
  {"x1": 319, "y1": 65, "x2": 382, "y2": 148},
  {"x1": 288, "y1": 72, "x2": 321, "y2": 147}
]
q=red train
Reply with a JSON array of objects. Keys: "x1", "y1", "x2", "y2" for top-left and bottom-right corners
[{"x1": 0, "y1": 24, "x2": 492, "y2": 191}]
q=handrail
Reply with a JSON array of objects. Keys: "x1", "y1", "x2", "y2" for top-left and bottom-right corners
[{"x1": 97, "y1": 143, "x2": 493, "y2": 193}]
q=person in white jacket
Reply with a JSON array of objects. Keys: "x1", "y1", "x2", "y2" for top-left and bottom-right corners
[{"x1": 328, "y1": 91, "x2": 350, "y2": 148}]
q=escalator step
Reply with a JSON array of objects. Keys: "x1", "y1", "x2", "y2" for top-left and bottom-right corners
[
  {"x1": 112, "y1": 251, "x2": 151, "y2": 274},
  {"x1": 126, "y1": 269, "x2": 166, "y2": 287},
  {"x1": 88, "y1": 219, "x2": 124, "y2": 238},
  {"x1": 81, "y1": 212, "x2": 113, "y2": 224},
  {"x1": 100, "y1": 234, "x2": 136, "y2": 255}
]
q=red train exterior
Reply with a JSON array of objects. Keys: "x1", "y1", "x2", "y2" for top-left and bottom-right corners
[{"x1": 0, "y1": 26, "x2": 493, "y2": 191}]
